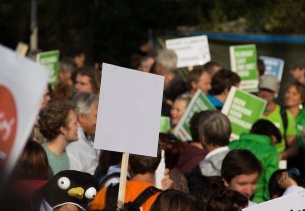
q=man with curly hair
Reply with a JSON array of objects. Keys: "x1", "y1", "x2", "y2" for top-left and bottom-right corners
[{"x1": 39, "y1": 100, "x2": 78, "y2": 175}]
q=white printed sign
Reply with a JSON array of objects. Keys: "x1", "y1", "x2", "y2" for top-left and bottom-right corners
[
  {"x1": 243, "y1": 190, "x2": 305, "y2": 211},
  {"x1": 166, "y1": 35, "x2": 211, "y2": 68},
  {"x1": 0, "y1": 44, "x2": 49, "y2": 184}
]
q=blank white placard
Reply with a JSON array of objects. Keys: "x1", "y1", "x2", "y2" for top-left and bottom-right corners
[{"x1": 94, "y1": 63, "x2": 164, "y2": 157}]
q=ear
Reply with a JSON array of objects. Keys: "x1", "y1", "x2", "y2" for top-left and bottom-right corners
[
  {"x1": 222, "y1": 178, "x2": 229, "y2": 187},
  {"x1": 191, "y1": 81, "x2": 198, "y2": 90},
  {"x1": 223, "y1": 88, "x2": 229, "y2": 95},
  {"x1": 200, "y1": 135, "x2": 207, "y2": 149},
  {"x1": 77, "y1": 113, "x2": 85, "y2": 123},
  {"x1": 60, "y1": 126, "x2": 67, "y2": 135}
]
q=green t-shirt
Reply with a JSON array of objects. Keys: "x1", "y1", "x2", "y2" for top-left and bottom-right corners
[
  {"x1": 262, "y1": 105, "x2": 297, "y2": 152},
  {"x1": 42, "y1": 142, "x2": 70, "y2": 175},
  {"x1": 296, "y1": 107, "x2": 305, "y2": 150}
]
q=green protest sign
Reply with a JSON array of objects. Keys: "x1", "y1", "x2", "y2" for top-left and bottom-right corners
[
  {"x1": 222, "y1": 86, "x2": 266, "y2": 140},
  {"x1": 160, "y1": 116, "x2": 170, "y2": 133},
  {"x1": 230, "y1": 44, "x2": 258, "y2": 92},
  {"x1": 36, "y1": 50, "x2": 59, "y2": 87},
  {"x1": 174, "y1": 90, "x2": 216, "y2": 141}
]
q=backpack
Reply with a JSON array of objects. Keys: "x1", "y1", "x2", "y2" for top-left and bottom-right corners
[
  {"x1": 98, "y1": 172, "x2": 130, "y2": 190},
  {"x1": 103, "y1": 183, "x2": 161, "y2": 211}
]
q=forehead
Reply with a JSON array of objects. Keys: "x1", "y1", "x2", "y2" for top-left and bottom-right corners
[
  {"x1": 291, "y1": 67, "x2": 304, "y2": 71},
  {"x1": 173, "y1": 99, "x2": 188, "y2": 108},
  {"x1": 76, "y1": 74, "x2": 90, "y2": 82},
  {"x1": 199, "y1": 71, "x2": 211, "y2": 80},
  {"x1": 287, "y1": 85, "x2": 298, "y2": 91},
  {"x1": 230, "y1": 173, "x2": 259, "y2": 183},
  {"x1": 258, "y1": 88, "x2": 275, "y2": 93}
]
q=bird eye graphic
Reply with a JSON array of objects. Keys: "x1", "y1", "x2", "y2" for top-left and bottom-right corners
[
  {"x1": 84, "y1": 187, "x2": 97, "y2": 199},
  {"x1": 57, "y1": 177, "x2": 71, "y2": 190}
]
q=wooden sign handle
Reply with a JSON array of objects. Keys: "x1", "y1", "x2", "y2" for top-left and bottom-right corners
[{"x1": 117, "y1": 152, "x2": 129, "y2": 209}]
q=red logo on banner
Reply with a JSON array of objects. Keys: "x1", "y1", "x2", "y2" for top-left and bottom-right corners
[{"x1": 0, "y1": 85, "x2": 17, "y2": 168}]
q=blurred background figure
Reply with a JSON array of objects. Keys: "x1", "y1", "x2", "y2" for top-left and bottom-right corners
[
  {"x1": 204, "y1": 188, "x2": 248, "y2": 211},
  {"x1": 66, "y1": 47, "x2": 86, "y2": 69},
  {"x1": 257, "y1": 58, "x2": 266, "y2": 78},
  {"x1": 289, "y1": 60, "x2": 305, "y2": 85},
  {"x1": 207, "y1": 69, "x2": 241, "y2": 110},
  {"x1": 258, "y1": 74, "x2": 298, "y2": 162},
  {"x1": 159, "y1": 133, "x2": 189, "y2": 193},
  {"x1": 187, "y1": 65, "x2": 211, "y2": 96},
  {"x1": 58, "y1": 59, "x2": 76, "y2": 86},
  {"x1": 155, "y1": 49, "x2": 188, "y2": 117},
  {"x1": 138, "y1": 54, "x2": 156, "y2": 73},
  {"x1": 269, "y1": 168, "x2": 305, "y2": 199},
  {"x1": 52, "y1": 81, "x2": 74, "y2": 101},
  {"x1": 0, "y1": 140, "x2": 50, "y2": 211},
  {"x1": 32, "y1": 83, "x2": 52, "y2": 143},
  {"x1": 283, "y1": 81, "x2": 305, "y2": 177},
  {"x1": 176, "y1": 111, "x2": 207, "y2": 175},
  {"x1": 203, "y1": 60, "x2": 222, "y2": 77},
  {"x1": 74, "y1": 67, "x2": 101, "y2": 96},
  {"x1": 169, "y1": 94, "x2": 191, "y2": 135},
  {"x1": 66, "y1": 92, "x2": 100, "y2": 175}
]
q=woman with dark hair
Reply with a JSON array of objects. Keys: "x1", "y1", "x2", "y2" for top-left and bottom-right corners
[
  {"x1": 221, "y1": 149, "x2": 262, "y2": 207},
  {"x1": 159, "y1": 133, "x2": 189, "y2": 193},
  {"x1": 269, "y1": 168, "x2": 305, "y2": 199},
  {"x1": 1, "y1": 140, "x2": 51, "y2": 211},
  {"x1": 176, "y1": 111, "x2": 207, "y2": 175},
  {"x1": 204, "y1": 188, "x2": 248, "y2": 211},
  {"x1": 13, "y1": 140, "x2": 51, "y2": 181}
]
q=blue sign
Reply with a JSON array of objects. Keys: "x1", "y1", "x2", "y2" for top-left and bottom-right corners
[{"x1": 259, "y1": 56, "x2": 284, "y2": 82}]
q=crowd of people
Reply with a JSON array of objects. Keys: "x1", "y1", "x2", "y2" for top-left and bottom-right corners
[{"x1": 1, "y1": 41, "x2": 305, "y2": 211}]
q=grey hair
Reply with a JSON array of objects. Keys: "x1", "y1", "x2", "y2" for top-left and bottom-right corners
[
  {"x1": 72, "y1": 92, "x2": 98, "y2": 115},
  {"x1": 198, "y1": 110, "x2": 231, "y2": 146},
  {"x1": 59, "y1": 59, "x2": 76, "y2": 73},
  {"x1": 156, "y1": 49, "x2": 178, "y2": 73}
]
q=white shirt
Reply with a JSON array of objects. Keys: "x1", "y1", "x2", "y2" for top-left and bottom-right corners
[
  {"x1": 66, "y1": 127, "x2": 100, "y2": 175},
  {"x1": 205, "y1": 146, "x2": 230, "y2": 160},
  {"x1": 283, "y1": 185, "x2": 305, "y2": 196}
]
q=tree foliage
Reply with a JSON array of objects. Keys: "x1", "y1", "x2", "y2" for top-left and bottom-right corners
[{"x1": 1, "y1": 0, "x2": 305, "y2": 66}]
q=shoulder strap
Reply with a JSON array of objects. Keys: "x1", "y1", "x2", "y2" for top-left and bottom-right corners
[
  {"x1": 127, "y1": 186, "x2": 162, "y2": 211},
  {"x1": 98, "y1": 172, "x2": 121, "y2": 189},
  {"x1": 280, "y1": 106, "x2": 288, "y2": 138},
  {"x1": 104, "y1": 183, "x2": 120, "y2": 211},
  {"x1": 104, "y1": 184, "x2": 161, "y2": 211}
]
